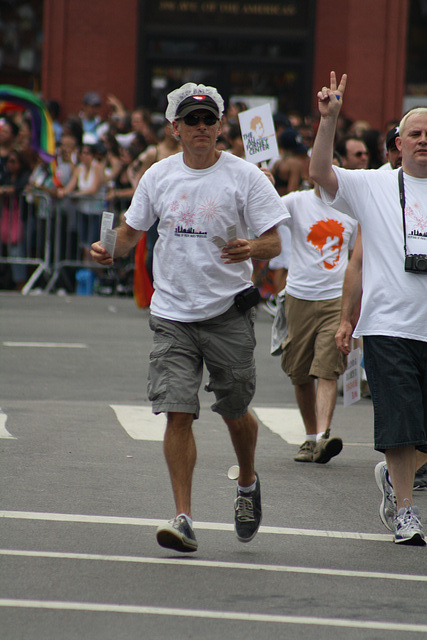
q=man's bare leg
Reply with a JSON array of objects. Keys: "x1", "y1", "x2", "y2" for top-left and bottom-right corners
[
  {"x1": 294, "y1": 380, "x2": 317, "y2": 435},
  {"x1": 223, "y1": 410, "x2": 257, "y2": 487},
  {"x1": 316, "y1": 378, "x2": 338, "y2": 434},
  {"x1": 156, "y1": 411, "x2": 199, "y2": 552},
  {"x1": 312, "y1": 378, "x2": 342, "y2": 463},
  {"x1": 294, "y1": 378, "x2": 337, "y2": 435},
  {"x1": 224, "y1": 410, "x2": 262, "y2": 543},
  {"x1": 386, "y1": 446, "x2": 417, "y2": 510},
  {"x1": 163, "y1": 411, "x2": 196, "y2": 517}
]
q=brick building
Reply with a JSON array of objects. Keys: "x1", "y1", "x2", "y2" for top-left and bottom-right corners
[{"x1": 1, "y1": 0, "x2": 423, "y2": 129}]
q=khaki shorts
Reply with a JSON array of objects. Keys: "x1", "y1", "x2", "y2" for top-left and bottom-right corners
[
  {"x1": 281, "y1": 293, "x2": 347, "y2": 385},
  {"x1": 148, "y1": 305, "x2": 256, "y2": 420}
]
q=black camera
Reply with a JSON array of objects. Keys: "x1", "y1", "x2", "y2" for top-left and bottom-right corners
[
  {"x1": 405, "y1": 254, "x2": 427, "y2": 273},
  {"x1": 234, "y1": 286, "x2": 261, "y2": 312}
]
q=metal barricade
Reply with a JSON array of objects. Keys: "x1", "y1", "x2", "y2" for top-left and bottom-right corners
[
  {"x1": 0, "y1": 191, "x2": 137, "y2": 296},
  {"x1": 44, "y1": 195, "x2": 108, "y2": 293},
  {"x1": 0, "y1": 189, "x2": 52, "y2": 294},
  {"x1": 44, "y1": 195, "x2": 135, "y2": 295}
]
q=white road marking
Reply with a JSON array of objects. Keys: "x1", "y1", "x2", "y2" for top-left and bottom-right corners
[
  {"x1": 2, "y1": 342, "x2": 87, "y2": 348},
  {"x1": 253, "y1": 407, "x2": 305, "y2": 444},
  {"x1": 0, "y1": 599, "x2": 426, "y2": 632},
  {"x1": 0, "y1": 408, "x2": 15, "y2": 439},
  {"x1": 0, "y1": 511, "x2": 392, "y2": 542},
  {"x1": 109, "y1": 404, "x2": 372, "y2": 446},
  {"x1": 253, "y1": 407, "x2": 373, "y2": 446},
  {"x1": 1, "y1": 549, "x2": 425, "y2": 583},
  {"x1": 110, "y1": 405, "x2": 165, "y2": 441}
]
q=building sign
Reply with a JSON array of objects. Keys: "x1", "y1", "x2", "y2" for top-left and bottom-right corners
[{"x1": 145, "y1": 1, "x2": 311, "y2": 29}]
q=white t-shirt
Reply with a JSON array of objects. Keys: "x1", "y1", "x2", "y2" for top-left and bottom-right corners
[
  {"x1": 321, "y1": 166, "x2": 427, "y2": 342},
  {"x1": 281, "y1": 189, "x2": 357, "y2": 300},
  {"x1": 268, "y1": 224, "x2": 292, "y2": 270},
  {"x1": 125, "y1": 151, "x2": 289, "y2": 321}
]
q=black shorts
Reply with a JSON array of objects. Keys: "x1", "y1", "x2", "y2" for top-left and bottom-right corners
[{"x1": 363, "y1": 335, "x2": 427, "y2": 453}]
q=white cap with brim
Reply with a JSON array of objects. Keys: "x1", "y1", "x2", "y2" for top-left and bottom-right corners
[{"x1": 165, "y1": 82, "x2": 224, "y2": 123}]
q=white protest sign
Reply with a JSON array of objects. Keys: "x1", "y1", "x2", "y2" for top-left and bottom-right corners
[
  {"x1": 238, "y1": 103, "x2": 279, "y2": 165},
  {"x1": 343, "y1": 347, "x2": 361, "y2": 407}
]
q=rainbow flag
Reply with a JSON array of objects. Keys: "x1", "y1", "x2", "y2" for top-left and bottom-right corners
[{"x1": 0, "y1": 84, "x2": 56, "y2": 162}]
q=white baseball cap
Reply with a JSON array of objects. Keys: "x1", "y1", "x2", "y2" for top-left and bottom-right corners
[{"x1": 165, "y1": 82, "x2": 224, "y2": 123}]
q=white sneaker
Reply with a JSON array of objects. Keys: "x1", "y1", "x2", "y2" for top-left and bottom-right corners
[
  {"x1": 393, "y1": 502, "x2": 426, "y2": 546},
  {"x1": 374, "y1": 461, "x2": 397, "y2": 532}
]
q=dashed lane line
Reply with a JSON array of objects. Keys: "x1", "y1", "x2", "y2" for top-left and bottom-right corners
[
  {"x1": 2, "y1": 342, "x2": 87, "y2": 348},
  {"x1": 0, "y1": 599, "x2": 426, "y2": 633},
  {"x1": 0, "y1": 510, "x2": 392, "y2": 542},
  {"x1": 1, "y1": 548, "x2": 425, "y2": 583}
]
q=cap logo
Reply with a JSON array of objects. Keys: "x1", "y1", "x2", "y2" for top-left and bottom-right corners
[{"x1": 193, "y1": 95, "x2": 207, "y2": 101}]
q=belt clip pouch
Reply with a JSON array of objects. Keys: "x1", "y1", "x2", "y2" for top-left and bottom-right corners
[{"x1": 234, "y1": 286, "x2": 261, "y2": 312}]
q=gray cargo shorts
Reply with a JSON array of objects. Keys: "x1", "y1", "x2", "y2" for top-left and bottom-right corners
[{"x1": 148, "y1": 305, "x2": 256, "y2": 420}]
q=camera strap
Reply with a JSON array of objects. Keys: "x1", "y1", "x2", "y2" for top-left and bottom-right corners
[{"x1": 398, "y1": 167, "x2": 409, "y2": 257}]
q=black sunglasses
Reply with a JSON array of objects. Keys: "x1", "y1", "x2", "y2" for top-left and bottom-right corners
[{"x1": 181, "y1": 113, "x2": 218, "y2": 126}]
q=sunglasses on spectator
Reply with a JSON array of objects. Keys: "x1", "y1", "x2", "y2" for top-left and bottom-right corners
[{"x1": 180, "y1": 113, "x2": 218, "y2": 126}]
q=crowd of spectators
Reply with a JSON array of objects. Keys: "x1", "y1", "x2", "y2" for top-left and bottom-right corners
[{"x1": 0, "y1": 87, "x2": 398, "y2": 291}]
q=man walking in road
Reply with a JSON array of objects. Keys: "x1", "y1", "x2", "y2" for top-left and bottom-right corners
[
  {"x1": 310, "y1": 71, "x2": 427, "y2": 545},
  {"x1": 91, "y1": 82, "x2": 289, "y2": 552},
  {"x1": 279, "y1": 174, "x2": 357, "y2": 464}
]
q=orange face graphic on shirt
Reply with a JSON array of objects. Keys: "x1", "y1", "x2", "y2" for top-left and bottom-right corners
[{"x1": 306, "y1": 219, "x2": 345, "y2": 270}]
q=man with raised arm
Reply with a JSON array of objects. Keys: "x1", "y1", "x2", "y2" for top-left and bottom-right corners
[
  {"x1": 310, "y1": 71, "x2": 427, "y2": 546},
  {"x1": 91, "y1": 82, "x2": 289, "y2": 552}
]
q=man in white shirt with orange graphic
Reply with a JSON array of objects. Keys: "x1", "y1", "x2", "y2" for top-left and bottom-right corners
[{"x1": 279, "y1": 159, "x2": 357, "y2": 464}]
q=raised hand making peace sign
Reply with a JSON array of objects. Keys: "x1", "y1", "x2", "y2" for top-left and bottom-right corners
[
  {"x1": 309, "y1": 71, "x2": 348, "y2": 198},
  {"x1": 317, "y1": 71, "x2": 347, "y2": 118}
]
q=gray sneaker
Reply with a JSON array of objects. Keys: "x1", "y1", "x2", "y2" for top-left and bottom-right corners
[
  {"x1": 294, "y1": 440, "x2": 316, "y2": 462},
  {"x1": 156, "y1": 516, "x2": 198, "y2": 552},
  {"x1": 234, "y1": 472, "x2": 262, "y2": 543},
  {"x1": 374, "y1": 461, "x2": 397, "y2": 532},
  {"x1": 393, "y1": 503, "x2": 426, "y2": 546}
]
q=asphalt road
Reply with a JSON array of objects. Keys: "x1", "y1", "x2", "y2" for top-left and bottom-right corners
[{"x1": 1, "y1": 292, "x2": 426, "y2": 639}]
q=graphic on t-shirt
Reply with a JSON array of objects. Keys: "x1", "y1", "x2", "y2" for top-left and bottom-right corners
[
  {"x1": 179, "y1": 205, "x2": 196, "y2": 228},
  {"x1": 198, "y1": 196, "x2": 221, "y2": 223},
  {"x1": 405, "y1": 204, "x2": 427, "y2": 240},
  {"x1": 171, "y1": 193, "x2": 221, "y2": 238},
  {"x1": 307, "y1": 218, "x2": 345, "y2": 270}
]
